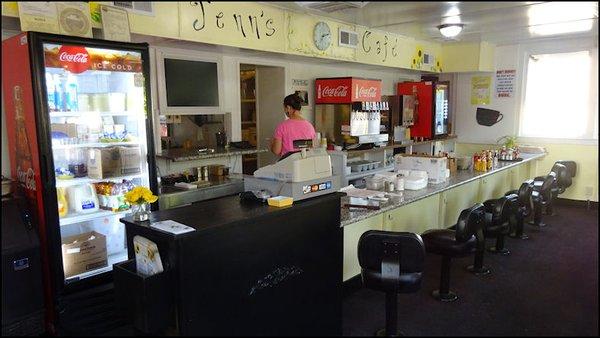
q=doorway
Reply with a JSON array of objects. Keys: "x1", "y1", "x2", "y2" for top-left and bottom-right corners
[{"x1": 239, "y1": 63, "x2": 285, "y2": 174}]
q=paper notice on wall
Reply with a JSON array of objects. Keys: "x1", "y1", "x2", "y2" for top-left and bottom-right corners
[
  {"x1": 101, "y1": 5, "x2": 131, "y2": 42},
  {"x1": 471, "y1": 76, "x2": 491, "y2": 105},
  {"x1": 18, "y1": 2, "x2": 60, "y2": 34},
  {"x1": 292, "y1": 79, "x2": 310, "y2": 106},
  {"x1": 56, "y1": 2, "x2": 93, "y2": 38},
  {"x1": 495, "y1": 69, "x2": 516, "y2": 98}
]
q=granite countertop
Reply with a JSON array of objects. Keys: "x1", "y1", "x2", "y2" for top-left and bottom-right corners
[
  {"x1": 340, "y1": 153, "x2": 546, "y2": 227},
  {"x1": 157, "y1": 147, "x2": 268, "y2": 162},
  {"x1": 159, "y1": 174, "x2": 245, "y2": 196}
]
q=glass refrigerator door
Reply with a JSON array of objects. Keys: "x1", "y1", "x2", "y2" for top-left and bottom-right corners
[
  {"x1": 42, "y1": 43, "x2": 150, "y2": 283},
  {"x1": 434, "y1": 85, "x2": 449, "y2": 136}
]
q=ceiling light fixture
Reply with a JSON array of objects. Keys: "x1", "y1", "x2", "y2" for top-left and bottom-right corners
[{"x1": 438, "y1": 23, "x2": 465, "y2": 38}]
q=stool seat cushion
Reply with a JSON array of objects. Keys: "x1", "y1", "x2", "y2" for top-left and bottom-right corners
[
  {"x1": 422, "y1": 229, "x2": 477, "y2": 257},
  {"x1": 361, "y1": 270, "x2": 423, "y2": 293}
]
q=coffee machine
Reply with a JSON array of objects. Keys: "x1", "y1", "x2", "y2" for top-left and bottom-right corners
[{"x1": 314, "y1": 77, "x2": 389, "y2": 150}]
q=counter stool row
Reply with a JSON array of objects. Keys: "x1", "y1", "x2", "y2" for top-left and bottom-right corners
[{"x1": 357, "y1": 160, "x2": 577, "y2": 336}]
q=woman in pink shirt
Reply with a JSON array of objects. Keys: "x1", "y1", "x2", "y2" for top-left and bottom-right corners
[{"x1": 270, "y1": 93, "x2": 316, "y2": 157}]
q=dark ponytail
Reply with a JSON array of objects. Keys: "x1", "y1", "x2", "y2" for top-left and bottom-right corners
[{"x1": 284, "y1": 93, "x2": 303, "y2": 111}]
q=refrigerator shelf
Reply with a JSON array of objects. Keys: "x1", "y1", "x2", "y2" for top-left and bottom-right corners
[
  {"x1": 55, "y1": 173, "x2": 145, "y2": 188},
  {"x1": 52, "y1": 141, "x2": 140, "y2": 150},
  {"x1": 50, "y1": 111, "x2": 140, "y2": 118},
  {"x1": 59, "y1": 209, "x2": 132, "y2": 227},
  {"x1": 64, "y1": 251, "x2": 129, "y2": 284}
]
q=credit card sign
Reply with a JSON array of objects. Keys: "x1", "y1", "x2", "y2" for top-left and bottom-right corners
[{"x1": 302, "y1": 181, "x2": 333, "y2": 195}]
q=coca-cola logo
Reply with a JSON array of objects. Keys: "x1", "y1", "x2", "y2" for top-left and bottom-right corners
[
  {"x1": 357, "y1": 86, "x2": 378, "y2": 98},
  {"x1": 321, "y1": 85, "x2": 349, "y2": 98},
  {"x1": 16, "y1": 166, "x2": 36, "y2": 192},
  {"x1": 58, "y1": 46, "x2": 90, "y2": 74}
]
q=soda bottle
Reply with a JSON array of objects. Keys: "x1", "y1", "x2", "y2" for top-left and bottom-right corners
[
  {"x1": 45, "y1": 73, "x2": 56, "y2": 111},
  {"x1": 65, "y1": 74, "x2": 79, "y2": 112}
]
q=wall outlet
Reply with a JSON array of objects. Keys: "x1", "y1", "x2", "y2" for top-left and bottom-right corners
[{"x1": 585, "y1": 186, "x2": 594, "y2": 198}]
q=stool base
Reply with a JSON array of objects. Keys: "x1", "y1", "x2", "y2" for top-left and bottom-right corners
[
  {"x1": 488, "y1": 246, "x2": 510, "y2": 255},
  {"x1": 376, "y1": 328, "x2": 404, "y2": 337},
  {"x1": 466, "y1": 265, "x2": 491, "y2": 276},
  {"x1": 509, "y1": 233, "x2": 530, "y2": 240},
  {"x1": 528, "y1": 220, "x2": 547, "y2": 227},
  {"x1": 432, "y1": 290, "x2": 458, "y2": 302}
]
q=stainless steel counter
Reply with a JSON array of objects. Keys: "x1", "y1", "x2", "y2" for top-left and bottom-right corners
[
  {"x1": 156, "y1": 147, "x2": 268, "y2": 162},
  {"x1": 340, "y1": 153, "x2": 546, "y2": 226},
  {"x1": 158, "y1": 175, "x2": 245, "y2": 209}
]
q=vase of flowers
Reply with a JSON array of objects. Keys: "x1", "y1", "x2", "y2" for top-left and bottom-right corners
[{"x1": 125, "y1": 186, "x2": 158, "y2": 222}]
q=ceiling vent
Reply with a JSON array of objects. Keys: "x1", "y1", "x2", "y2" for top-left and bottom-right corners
[{"x1": 296, "y1": 2, "x2": 369, "y2": 13}]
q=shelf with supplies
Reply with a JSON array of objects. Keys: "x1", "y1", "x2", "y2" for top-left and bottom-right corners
[
  {"x1": 49, "y1": 111, "x2": 140, "y2": 118},
  {"x1": 346, "y1": 165, "x2": 396, "y2": 181},
  {"x1": 55, "y1": 173, "x2": 145, "y2": 188},
  {"x1": 64, "y1": 251, "x2": 129, "y2": 284},
  {"x1": 52, "y1": 141, "x2": 140, "y2": 150},
  {"x1": 59, "y1": 209, "x2": 132, "y2": 227}
]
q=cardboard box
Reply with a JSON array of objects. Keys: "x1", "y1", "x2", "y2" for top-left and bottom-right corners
[
  {"x1": 394, "y1": 154, "x2": 448, "y2": 184},
  {"x1": 51, "y1": 123, "x2": 78, "y2": 138},
  {"x1": 61, "y1": 231, "x2": 108, "y2": 278},
  {"x1": 88, "y1": 147, "x2": 121, "y2": 179},
  {"x1": 118, "y1": 146, "x2": 141, "y2": 175}
]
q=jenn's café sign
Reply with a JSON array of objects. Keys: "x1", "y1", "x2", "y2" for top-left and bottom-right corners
[{"x1": 315, "y1": 77, "x2": 382, "y2": 104}]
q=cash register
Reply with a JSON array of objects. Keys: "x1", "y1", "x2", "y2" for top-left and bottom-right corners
[{"x1": 243, "y1": 147, "x2": 341, "y2": 202}]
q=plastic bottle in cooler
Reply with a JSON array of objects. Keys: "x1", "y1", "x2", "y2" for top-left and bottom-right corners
[
  {"x1": 45, "y1": 73, "x2": 56, "y2": 111},
  {"x1": 67, "y1": 184, "x2": 99, "y2": 214},
  {"x1": 65, "y1": 75, "x2": 79, "y2": 111},
  {"x1": 57, "y1": 187, "x2": 68, "y2": 217}
]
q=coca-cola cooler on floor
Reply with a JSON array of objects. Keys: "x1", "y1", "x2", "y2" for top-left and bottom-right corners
[
  {"x1": 314, "y1": 77, "x2": 389, "y2": 150},
  {"x1": 1, "y1": 32, "x2": 158, "y2": 334},
  {"x1": 397, "y1": 81, "x2": 450, "y2": 140}
]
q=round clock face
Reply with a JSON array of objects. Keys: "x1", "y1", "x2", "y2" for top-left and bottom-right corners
[{"x1": 313, "y1": 22, "x2": 332, "y2": 51}]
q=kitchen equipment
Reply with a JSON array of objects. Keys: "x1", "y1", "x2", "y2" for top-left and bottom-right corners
[
  {"x1": 1, "y1": 176, "x2": 12, "y2": 197},
  {"x1": 404, "y1": 171, "x2": 429, "y2": 190},
  {"x1": 394, "y1": 154, "x2": 448, "y2": 184},
  {"x1": 208, "y1": 165, "x2": 229, "y2": 177},
  {"x1": 314, "y1": 77, "x2": 388, "y2": 149},
  {"x1": 365, "y1": 176, "x2": 384, "y2": 190},
  {"x1": 397, "y1": 81, "x2": 449, "y2": 139},
  {"x1": 215, "y1": 131, "x2": 227, "y2": 147},
  {"x1": 245, "y1": 148, "x2": 341, "y2": 202},
  {"x1": 66, "y1": 184, "x2": 100, "y2": 214}
]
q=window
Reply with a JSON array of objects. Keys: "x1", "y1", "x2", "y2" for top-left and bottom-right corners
[{"x1": 520, "y1": 50, "x2": 598, "y2": 140}]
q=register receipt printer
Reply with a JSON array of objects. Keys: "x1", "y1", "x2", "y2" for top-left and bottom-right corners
[{"x1": 244, "y1": 148, "x2": 341, "y2": 201}]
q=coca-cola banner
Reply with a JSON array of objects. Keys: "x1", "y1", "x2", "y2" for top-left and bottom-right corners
[
  {"x1": 315, "y1": 77, "x2": 381, "y2": 104},
  {"x1": 44, "y1": 43, "x2": 143, "y2": 73}
]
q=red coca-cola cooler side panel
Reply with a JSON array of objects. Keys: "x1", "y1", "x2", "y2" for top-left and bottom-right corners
[
  {"x1": 1, "y1": 32, "x2": 54, "y2": 331},
  {"x1": 397, "y1": 81, "x2": 433, "y2": 139},
  {"x1": 351, "y1": 78, "x2": 382, "y2": 102}
]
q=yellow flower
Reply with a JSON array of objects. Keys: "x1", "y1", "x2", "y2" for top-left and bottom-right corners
[{"x1": 125, "y1": 186, "x2": 158, "y2": 204}]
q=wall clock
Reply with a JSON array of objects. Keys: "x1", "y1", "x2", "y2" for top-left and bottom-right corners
[{"x1": 313, "y1": 21, "x2": 332, "y2": 51}]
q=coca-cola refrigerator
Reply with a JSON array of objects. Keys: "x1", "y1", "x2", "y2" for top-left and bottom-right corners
[
  {"x1": 397, "y1": 81, "x2": 449, "y2": 140},
  {"x1": 314, "y1": 77, "x2": 389, "y2": 149},
  {"x1": 2, "y1": 32, "x2": 157, "y2": 332}
]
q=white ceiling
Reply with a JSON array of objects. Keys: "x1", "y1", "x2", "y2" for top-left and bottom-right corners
[{"x1": 269, "y1": 1, "x2": 599, "y2": 45}]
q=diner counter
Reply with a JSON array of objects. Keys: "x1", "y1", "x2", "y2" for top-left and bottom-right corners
[{"x1": 340, "y1": 153, "x2": 546, "y2": 227}]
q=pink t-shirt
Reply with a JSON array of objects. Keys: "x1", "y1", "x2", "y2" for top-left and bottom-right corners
[{"x1": 273, "y1": 119, "x2": 316, "y2": 156}]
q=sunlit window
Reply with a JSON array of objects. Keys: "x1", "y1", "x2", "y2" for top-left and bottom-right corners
[{"x1": 520, "y1": 50, "x2": 597, "y2": 139}]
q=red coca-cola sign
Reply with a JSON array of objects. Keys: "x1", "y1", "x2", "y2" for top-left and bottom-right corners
[
  {"x1": 57, "y1": 45, "x2": 90, "y2": 74},
  {"x1": 316, "y1": 77, "x2": 381, "y2": 104}
]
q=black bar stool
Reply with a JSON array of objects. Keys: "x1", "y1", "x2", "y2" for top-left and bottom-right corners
[
  {"x1": 358, "y1": 231, "x2": 425, "y2": 336},
  {"x1": 506, "y1": 180, "x2": 535, "y2": 240},
  {"x1": 530, "y1": 174, "x2": 555, "y2": 227},
  {"x1": 546, "y1": 161, "x2": 576, "y2": 215},
  {"x1": 481, "y1": 196, "x2": 515, "y2": 255},
  {"x1": 422, "y1": 204, "x2": 486, "y2": 302}
]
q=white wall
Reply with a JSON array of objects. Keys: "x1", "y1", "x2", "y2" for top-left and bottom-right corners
[{"x1": 453, "y1": 36, "x2": 598, "y2": 145}]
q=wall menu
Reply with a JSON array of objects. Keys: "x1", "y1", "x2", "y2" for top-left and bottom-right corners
[
  {"x1": 179, "y1": 1, "x2": 285, "y2": 53},
  {"x1": 495, "y1": 69, "x2": 516, "y2": 98}
]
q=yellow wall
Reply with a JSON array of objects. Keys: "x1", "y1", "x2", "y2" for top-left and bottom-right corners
[
  {"x1": 456, "y1": 143, "x2": 599, "y2": 202},
  {"x1": 441, "y1": 41, "x2": 496, "y2": 73},
  {"x1": 2, "y1": 1, "x2": 455, "y2": 73}
]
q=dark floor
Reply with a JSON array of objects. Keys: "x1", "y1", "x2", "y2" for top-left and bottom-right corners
[{"x1": 343, "y1": 203, "x2": 599, "y2": 336}]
